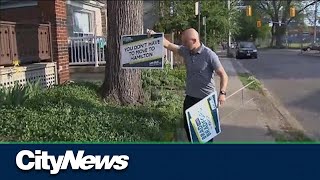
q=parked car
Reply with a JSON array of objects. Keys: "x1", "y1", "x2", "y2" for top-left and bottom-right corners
[
  {"x1": 236, "y1": 41, "x2": 258, "y2": 59},
  {"x1": 301, "y1": 43, "x2": 320, "y2": 51}
]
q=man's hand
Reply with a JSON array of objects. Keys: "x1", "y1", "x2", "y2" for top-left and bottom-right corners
[
  {"x1": 147, "y1": 29, "x2": 155, "y2": 38},
  {"x1": 218, "y1": 94, "x2": 226, "y2": 107}
]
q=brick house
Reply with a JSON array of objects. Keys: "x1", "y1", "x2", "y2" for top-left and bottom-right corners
[{"x1": 0, "y1": 0, "x2": 107, "y2": 86}]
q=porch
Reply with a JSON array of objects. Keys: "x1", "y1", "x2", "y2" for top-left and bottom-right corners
[{"x1": 0, "y1": 21, "x2": 57, "y2": 88}]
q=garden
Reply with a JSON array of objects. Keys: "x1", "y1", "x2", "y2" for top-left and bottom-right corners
[{"x1": 0, "y1": 66, "x2": 186, "y2": 142}]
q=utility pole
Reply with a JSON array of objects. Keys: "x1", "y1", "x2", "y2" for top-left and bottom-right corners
[
  {"x1": 195, "y1": 2, "x2": 201, "y2": 37},
  {"x1": 198, "y1": 2, "x2": 201, "y2": 37},
  {"x1": 203, "y1": 16, "x2": 207, "y2": 45},
  {"x1": 314, "y1": 1, "x2": 318, "y2": 43},
  {"x1": 300, "y1": 23, "x2": 303, "y2": 53}
]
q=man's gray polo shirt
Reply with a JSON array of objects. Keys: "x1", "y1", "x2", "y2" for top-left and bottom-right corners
[{"x1": 179, "y1": 44, "x2": 222, "y2": 99}]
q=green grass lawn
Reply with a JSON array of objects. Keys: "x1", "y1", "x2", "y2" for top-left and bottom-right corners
[
  {"x1": 287, "y1": 43, "x2": 310, "y2": 49},
  {"x1": 238, "y1": 73, "x2": 263, "y2": 92},
  {"x1": 0, "y1": 66, "x2": 186, "y2": 142}
]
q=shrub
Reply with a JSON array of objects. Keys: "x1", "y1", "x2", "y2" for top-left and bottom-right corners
[
  {"x1": 0, "y1": 82, "x2": 177, "y2": 142},
  {"x1": 0, "y1": 80, "x2": 42, "y2": 106},
  {"x1": 0, "y1": 67, "x2": 186, "y2": 142},
  {"x1": 142, "y1": 65, "x2": 186, "y2": 90}
]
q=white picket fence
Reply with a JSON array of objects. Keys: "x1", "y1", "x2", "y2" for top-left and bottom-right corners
[{"x1": 68, "y1": 35, "x2": 107, "y2": 66}]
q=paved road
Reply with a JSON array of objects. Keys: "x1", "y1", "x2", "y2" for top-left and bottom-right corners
[{"x1": 237, "y1": 49, "x2": 320, "y2": 140}]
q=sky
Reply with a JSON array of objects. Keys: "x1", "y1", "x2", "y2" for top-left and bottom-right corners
[{"x1": 303, "y1": 1, "x2": 319, "y2": 26}]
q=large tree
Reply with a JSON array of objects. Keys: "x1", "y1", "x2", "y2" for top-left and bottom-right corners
[
  {"x1": 100, "y1": 0, "x2": 144, "y2": 105},
  {"x1": 154, "y1": 0, "x2": 239, "y2": 49},
  {"x1": 252, "y1": 0, "x2": 319, "y2": 47}
]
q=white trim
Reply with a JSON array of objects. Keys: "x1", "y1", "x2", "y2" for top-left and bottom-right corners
[
  {"x1": 86, "y1": 0, "x2": 105, "y2": 8},
  {"x1": 0, "y1": 1, "x2": 37, "y2": 9},
  {"x1": 66, "y1": 0, "x2": 81, "y2": 7},
  {"x1": 66, "y1": 0, "x2": 105, "y2": 8}
]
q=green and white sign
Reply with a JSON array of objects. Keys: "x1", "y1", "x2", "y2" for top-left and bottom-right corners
[
  {"x1": 120, "y1": 33, "x2": 164, "y2": 69},
  {"x1": 185, "y1": 92, "x2": 221, "y2": 143}
]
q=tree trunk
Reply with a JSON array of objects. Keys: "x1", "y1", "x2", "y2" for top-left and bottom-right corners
[
  {"x1": 100, "y1": 0, "x2": 144, "y2": 105},
  {"x1": 275, "y1": 25, "x2": 286, "y2": 48},
  {"x1": 270, "y1": 24, "x2": 275, "y2": 47},
  {"x1": 275, "y1": 24, "x2": 282, "y2": 47}
]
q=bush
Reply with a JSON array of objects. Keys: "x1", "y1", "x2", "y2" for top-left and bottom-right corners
[
  {"x1": 0, "y1": 80, "x2": 42, "y2": 106},
  {"x1": 1, "y1": 66, "x2": 187, "y2": 142},
  {"x1": 0, "y1": 82, "x2": 178, "y2": 142},
  {"x1": 142, "y1": 66, "x2": 186, "y2": 133},
  {"x1": 141, "y1": 65, "x2": 186, "y2": 90}
]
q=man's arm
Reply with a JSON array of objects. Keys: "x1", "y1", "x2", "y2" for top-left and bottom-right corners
[
  {"x1": 148, "y1": 29, "x2": 180, "y2": 54},
  {"x1": 216, "y1": 67, "x2": 228, "y2": 93},
  {"x1": 163, "y1": 38, "x2": 180, "y2": 54},
  {"x1": 210, "y1": 52, "x2": 228, "y2": 106},
  {"x1": 216, "y1": 66, "x2": 228, "y2": 106}
]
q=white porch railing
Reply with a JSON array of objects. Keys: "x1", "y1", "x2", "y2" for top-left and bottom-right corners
[{"x1": 68, "y1": 36, "x2": 106, "y2": 66}]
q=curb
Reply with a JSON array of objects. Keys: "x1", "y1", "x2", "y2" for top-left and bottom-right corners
[
  {"x1": 260, "y1": 87, "x2": 306, "y2": 132},
  {"x1": 231, "y1": 59, "x2": 308, "y2": 135},
  {"x1": 298, "y1": 52, "x2": 320, "y2": 57}
]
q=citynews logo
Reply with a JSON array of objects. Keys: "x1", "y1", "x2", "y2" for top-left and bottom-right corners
[{"x1": 16, "y1": 150, "x2": 129, "y2": 175}]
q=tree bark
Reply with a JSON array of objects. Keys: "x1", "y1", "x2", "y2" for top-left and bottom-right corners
[
  {"x1": 270, "y1": 23, "x2": 275, "y2": 47},
  {"x1": 275, "y1": 24, "x2": 283, "y2": 47},
  {"x1": 100, "y1": 0, "x2": 144, "y2": 105}
]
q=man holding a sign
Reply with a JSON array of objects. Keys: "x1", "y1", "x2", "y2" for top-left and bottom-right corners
[{"x1": 148, "y1": 28, "x2": 228, "y2": 142}]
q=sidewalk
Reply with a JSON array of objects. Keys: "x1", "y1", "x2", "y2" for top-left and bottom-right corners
[
  {"x1": 300, "y1": 51, "x2": 320, "y2": 57},
  {"x1": 175, "y1": 58, "x2": 275, "y2": 142},
  {"x1": 286, "y1": 49, "x2": 320, "y2": 54}
]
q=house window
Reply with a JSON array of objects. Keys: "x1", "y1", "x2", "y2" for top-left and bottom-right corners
[{"x1": 73, "y1": 11, "x2": 94, "y2": 36}]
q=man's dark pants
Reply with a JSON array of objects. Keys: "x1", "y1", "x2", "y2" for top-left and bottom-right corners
[{"x1": 183, "y1": 95, "x2": 202, "y2": 142}]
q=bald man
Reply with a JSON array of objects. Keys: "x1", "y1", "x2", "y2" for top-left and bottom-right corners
[{"x1": 148, "y1": 28, "x2": 228, "y2": 142}]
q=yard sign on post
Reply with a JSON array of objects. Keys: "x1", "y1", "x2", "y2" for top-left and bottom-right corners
[
  {"x1": 185, "y1": 92, "x2": 221, "y2": 143},
  {"x1": 120, "y1": 33, "x2": 164, "y2": 69}
]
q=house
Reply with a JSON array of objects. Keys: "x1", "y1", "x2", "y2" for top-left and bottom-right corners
[
  {"x1": 64, "y1": 0, "x2": 107, "y2": 66},
  {"x1": 0, "y1": 0, "x2": 171, "y2": 89},
  {"x1": 66, "y1": 0, "x2": 106, "y2": 37},
  {"x1": 0, "y1": 0, "x2": 108, "y2": 88},
  {"x1": 0, "y1": 0, "x2": 71, "y2": 87},
  {"x1": 0, "y1": 0, "x2": 107, "y2": 37}
]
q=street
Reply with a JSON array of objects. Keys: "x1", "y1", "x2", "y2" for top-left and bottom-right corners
[{"x1": 237, "y1": 49, "x2": 320, "y2": 140}]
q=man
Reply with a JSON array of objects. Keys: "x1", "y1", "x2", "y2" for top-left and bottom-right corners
[{"x1": 148, "y1": 28, "x2": 228, "y2": 142}]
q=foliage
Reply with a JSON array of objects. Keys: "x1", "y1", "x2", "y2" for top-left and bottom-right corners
[
  {"x1": 154, "y1": 0, "x2": 240, "y2": 48},
  {"x1": 268, "y1": 127, "x2": 313, "y2": 142},
  {"x1": 0, "y1": 80, "x2": 42, "y2": 106},
  {"x1": 234, "y1": 1, "x2": 271, "y2": 42},
  {"x1": 245, "y1": 0, "x2": 319, "y2": 47},
  {"x1": 238, "y1": 73, "x2": 263, "y2": 92},
  {"x1": 234, "y1": 11, "x2": 260, "y2": 41},
  {"x1": 141, "y1": 65, "x2": 186, "y2": 90},
  {"x1": 0, "y1": 67, "x2": 188, "y2": 142},
  {"x1": 142, "y1": 66, "x2": 186, "y2": 137}
]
